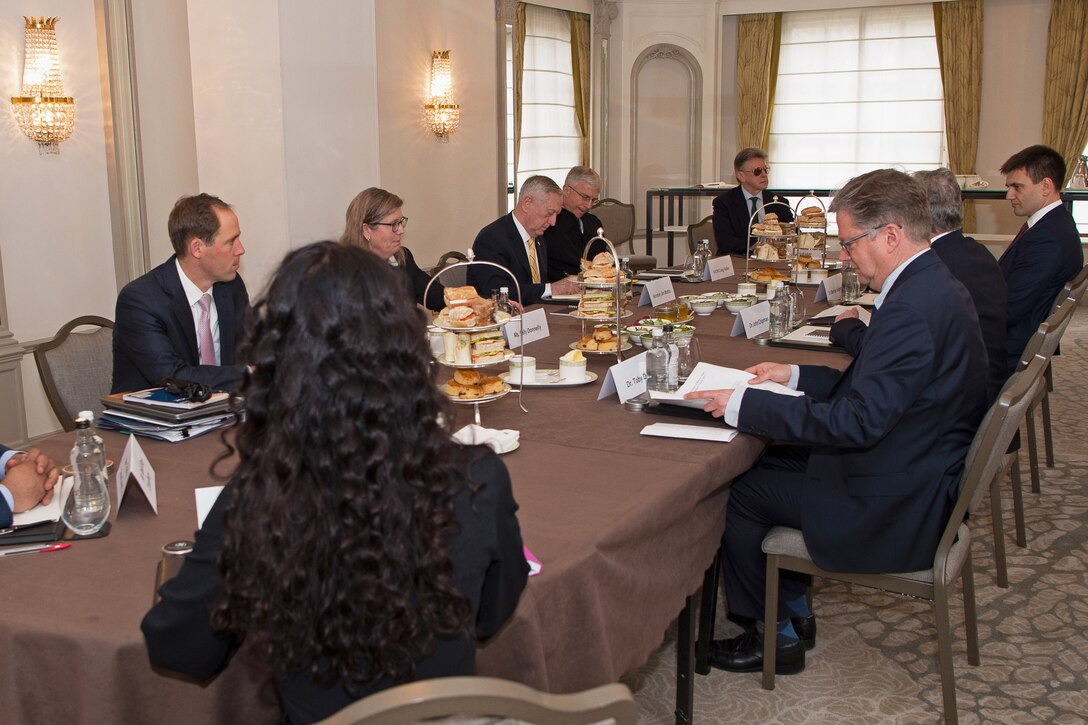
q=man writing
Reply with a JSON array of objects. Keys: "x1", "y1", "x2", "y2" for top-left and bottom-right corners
[
  {"x1": 470, "y1": 176, "x2": 580, "y2": 306},
  {"x1": 1, "y1": 444, "x2": 60, "y2": 527},
  {"x1": 712, "y1": 148, "x2": 794, "y2": 255},
  {"x1": 112, "y1": 194, "x2": 250, "y2": 393},
  {"x1": 687, "y1": 169, "x2": 987, "y2": 674},
  {"x1": 543, "y1": 166, "x2": 607, "y2": 280},
  {"x1": 999, "y1": 145, "x2": 1083, "y2": 373}
]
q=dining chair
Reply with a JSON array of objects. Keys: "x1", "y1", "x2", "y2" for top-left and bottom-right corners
[
  {"x1": 759, "y1": 354, "x2": 1048, "y2": 724},
  {"x1": 591, "y1": 198, "x2": 657, "y2": 271},
  {"x1": 686, "y1": 215, "x2": 715, "y2": 255},
  {"x1": 32, "y1": 315, "x2": 114, "y2": 431},
  {"x1": 428, "y1": 250, "x2": 468, "y2": 286},
  {"x1": 312, "y1": 676, "x2": 637, "y2": 725}
]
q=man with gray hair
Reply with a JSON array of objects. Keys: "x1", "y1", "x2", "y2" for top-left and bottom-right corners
[
  {"x1": 712, "y1": 148, "x2": 794, "y2": 255},
  {"x1": 685, "y1": 169, "x2": 987, "y2": 675},
  {"x1": 832, "y1": 167, "x2": 1007, "y2": 402},
  {"x1": 543, "y1": 166, "x2": 607, "y2": 279},
  {"x1": 470, "y1": 175, "x2": 580, "y2": 305}
]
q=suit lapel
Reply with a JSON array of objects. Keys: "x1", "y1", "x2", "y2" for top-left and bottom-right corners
[
  {"x1": 505, "y1": 215, "x2": 533, "y2": 282},
  {"x1": 162, "y1": 261, "x2": 200, "y2": 363}
]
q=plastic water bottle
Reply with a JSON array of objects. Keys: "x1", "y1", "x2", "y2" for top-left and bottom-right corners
[
  {"x1": 62, "y1": 418, "x2": 111, "y2": 536},
  {"x1": 647, "y1": 328, "x2": 671, "y2": 392},
  {"x1": 663, "y1": 324, "x2": 680, "y2": 391},
  {"x1": 619, "y1": 257, "x2": 634, "y2": 304},
  {"x1": 77, "y1": 409, "x2": 106, "y2": 472},
  {"x1": 497, "y1": 287, "x2": 516, "y2": 315},
  {"x1": 693, "y1": 239, "x2": 711, "y2": 279},
  {"x1": 769, "y1": 282, "x2": 789, "y2": 340}
]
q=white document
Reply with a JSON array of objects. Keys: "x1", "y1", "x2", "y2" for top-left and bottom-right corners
[
  {"x1": 854, "y1": 292, "x2": 880, "y2": 306},
  {"x1": 707, "y1": 255, "x2": 735, "y2": 281},
  {"x1": 815, "y1": 273, "x2": 843, "y2": 303},
  {"x1": 777, "y1": 325, "x2": 835, "y2": 347},
  {"x1": 731, "y1": 300, "x2": 771, "y2": 338},
  {"x1": 503, "y1": 307, "x2": 549, "y2": 346},
  {"x1": 116, "y1": 434, "x2": 158, "y2": 513},
  {"x1": 640, "y1": 423, "x2": 738, "y2": 443},
  {"x1": 11, "y1": 476, "x2": 73, "y2": 528},
  {"x1": 649, "y1": 361, "x2": 804, "y2": 410},
  {"x1": 638, "y1": 276, "x2": 676, "y2": 307},
  {"x1": 810, "y1": 305, "x2": 872, "y2": 325},
  {"x1": 194, "y1": 485, "x2": 225, "y2": 529},
  {"x1": 597, "y1": 351, "x2": 649, "y2": 403}
]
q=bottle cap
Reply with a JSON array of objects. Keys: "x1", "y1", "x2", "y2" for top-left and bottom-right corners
[
  {"x1": 663, "y1": 324, "x2": 675, "y2": 333},
  {"x1": 500, "y1": 286, "x2": 509, "y2": 294},
  {"x1": 78, "y1": 409, "x2": 94, "y2": 422},
  {"x1": 651, "y1": 328, "x2": 664, "y2": 337}
]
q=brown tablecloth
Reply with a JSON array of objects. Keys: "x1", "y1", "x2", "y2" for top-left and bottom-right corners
[{"x1": 0, "y1": 266, "x2": 851, "y2": 724}]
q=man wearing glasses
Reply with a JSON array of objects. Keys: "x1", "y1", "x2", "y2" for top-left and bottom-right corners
[
  {"x1": 687, "y1": 169, "x2": 987, "y2": 675},
  {"x1": 712, "y1": 148, "x2": 794, "y2": 255},
  {"x1": 543, "y1": 166, "x2": 608, "y2": 280}
]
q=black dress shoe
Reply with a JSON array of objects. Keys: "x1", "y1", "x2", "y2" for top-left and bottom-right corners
[
  {"x1": 708, "y1": 629, "x2": 805, "y2": 675},
  {"x1": 791, "y1": 614, "x2": 816, "y2": 651}
]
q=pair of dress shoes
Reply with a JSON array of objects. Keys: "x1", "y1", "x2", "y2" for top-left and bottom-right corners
[{"x1": 708, "y1": 615, "x2": 815, "y2": 675}]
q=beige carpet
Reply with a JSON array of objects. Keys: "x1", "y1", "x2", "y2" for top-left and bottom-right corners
[{"x1": 622, "y1": 305, "x2": 1088, "y2": 724}]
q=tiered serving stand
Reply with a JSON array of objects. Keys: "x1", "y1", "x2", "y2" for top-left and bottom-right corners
[
  {"x1": 792, "y1": 192, "x2": 830, "y2": 270},
  {"x1": 569, "y1": 231, "x2": 633, "y2": 364},
  {"x1": 743, "y1": 195, "x2": 796, "y2": 285}
]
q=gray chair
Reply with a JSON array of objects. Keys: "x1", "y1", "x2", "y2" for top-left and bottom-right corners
[
  {"x1": 686, "y1": 215, "x2": 715, "y2": 255},
  {"x1": 429, "y1": 250, "x2": 468, "y2": 287},
  {"x1": 33, "y1": 315, "x2": 114, "y2": 432},
  {"x1": 760, "y1": 354, "x2": 1048, "y2": 725},
  {"x1": 313, "y1": 676, "x2": 637, "y2": 725},
  {"x1": 591, "y1": 198, "x2": 656, "y2": 271}
]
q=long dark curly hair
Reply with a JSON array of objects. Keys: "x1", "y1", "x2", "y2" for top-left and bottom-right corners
[{"x1": 211, "y1": 241, "x2": 473, "y2": 689}]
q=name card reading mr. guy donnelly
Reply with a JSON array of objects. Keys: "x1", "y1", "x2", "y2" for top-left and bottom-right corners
[
  {"x1": 597, "y1": 350, "x2": 649, "y2": 403},
  {"x1": 502, "y1": 307, "x2": 549, "y2": 346},
  {"x1": 638, "y1": 276, "x2": 676, "y2": 307},
  {"x1": 707, "y1": 255, "x2": 735, "y2": 281},
  {"x1": 730, "y1": 300, "x2": 771, "y2": 338},
  {"x1": 815, "y1": 272, "x2": 843, "y2": 304},
  {"x1": 116, "y1": 433, "x2": 158, "y2": 513}
]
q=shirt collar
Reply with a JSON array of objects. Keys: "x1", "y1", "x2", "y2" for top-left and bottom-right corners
[
  {"x1": 175, "y1": 258, "x2": 210, "y2": 308},
  {"x1": 1028, "y1": 199, "x2": 1063, "y2": 228},
  {"x1": 511, "y1": 212, "x2": 531, "y2": 243},
  {"x1": 873, "y1": 247, "x2": 930, "y2": 309}
]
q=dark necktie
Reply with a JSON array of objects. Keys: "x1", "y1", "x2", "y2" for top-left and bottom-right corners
[{"x1": 749, "y1": 195, "x2": 759, "y2": 220}]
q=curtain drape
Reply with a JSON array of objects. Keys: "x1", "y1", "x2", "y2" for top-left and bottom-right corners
[
  {"x1": 514, "y1": 2, "x2": 527, "y2": 174},
  {"x1": 570, "y1": 12, "x2": 592, "y2": 166},
  {"x1": 933, "y1": 0, "x2": 983, "y2": 232},
  {"x1": 735, "y1": 13, "x2": 781, "y2": 152},
  {"x1": 1042, "y1": 0, "x2": 1088, "y2": 185}
]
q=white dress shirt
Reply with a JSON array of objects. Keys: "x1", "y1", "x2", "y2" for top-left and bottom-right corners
[
  {"x1": 511, "y1": 214, "x2": 552, "y2": 297},
  {"x1": 175, "y1": 259, "x2": 221, "y2": 365}
]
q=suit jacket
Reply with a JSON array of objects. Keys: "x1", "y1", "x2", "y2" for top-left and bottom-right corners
[
  {"x1": 1, "y1": 443, "x2": 11, "y2": 527},
  {"x1": 739, "y1": 251, "x2": 988, "y2": 574},
  {"x1": 112, "y1": 257, "x2": 250, "y2": 394},
  {"x1": 541, "y1": 209, "x2": 606, "y2": 280},
  {"x1": 401, "y1": 247, "x2": 445, "y2": 311},
  {"x1": 999, "y1": 204, "x2": 1083, "y2": 373},
  {"x1": 469, "y1": 214, "x2": 549, "y2": 305},
  {"x1": 141, "y1": 447, "x2": 527, "y2": 725},
  {"x1": 711, "y1": 186, "x2": 794, "y2": 256},
  {"x1": 831, "y1": 231, "x2": 1008, "y2": 403}
]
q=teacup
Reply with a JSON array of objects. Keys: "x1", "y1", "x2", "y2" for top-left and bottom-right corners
[
  {"x1": 508, "y1": 355, "x2": 537, "y2": 384},
  {"x1": 559, "y1": 357, "x2": 588, "y2": 382}
]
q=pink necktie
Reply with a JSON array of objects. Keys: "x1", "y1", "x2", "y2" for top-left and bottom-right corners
[{"x1": 197, "y1": 293, "x2": 216, "y2": 365}]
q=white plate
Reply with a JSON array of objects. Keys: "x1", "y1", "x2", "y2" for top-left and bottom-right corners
[
  {"x1": 570, "y1": 341, "x2": 634, "y2": 354},
  {"x1": 500, "y1": 440, "x2": 520, "y2": 454},
  {"x1": 499, "y1": 370, "x2": 599, "y2": 387},
  {"x1": 446, "y1": 385, "x2": 512, "y2": 404}
]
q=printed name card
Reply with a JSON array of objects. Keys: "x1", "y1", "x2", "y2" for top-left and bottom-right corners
[
  {"x1": 502, "y1": 307, "x2": 549, "y2": 346},
  {"x1": 597, "y1": 351, "x2": 649, "y2": 403},
  {"x1": 638, "y1": 276, "x2": 676, "y2": 307},
  {"x1": 815, "y1": 273, "x2": 843, "y2": 304},
  {"x1": 116, "y1": 434, "x2": 157, "y2": 513},
  {"x1": 707, "y1": 255, "x2": 735, "y2": 281},
  {"x1": 730, "y1": 300, "x2": 771, "y2": 338}
]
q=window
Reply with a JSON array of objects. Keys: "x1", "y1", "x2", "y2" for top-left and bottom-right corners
[
  {"x1": 768, "y1": 4, "x2": 946, "y2": 190},
  {"x1": 1074, "y1": 144, "x2": 1088, "y2": 236}
]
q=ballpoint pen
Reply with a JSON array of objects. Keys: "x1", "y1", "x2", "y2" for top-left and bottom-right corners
[{"x1": 0, "y1": 542, "x2": 71, "y2": 557}]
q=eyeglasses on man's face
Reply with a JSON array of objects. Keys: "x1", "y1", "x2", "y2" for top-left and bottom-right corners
[
  {"x1": 369, "y1": 217, "x2": 408, "y2": 232},
  {"x1": 838, "y1": 224, "x2": 887, "y2": 254},
  {"x1": 565, "y1": 185, "x2": 599, "y2": 205}
]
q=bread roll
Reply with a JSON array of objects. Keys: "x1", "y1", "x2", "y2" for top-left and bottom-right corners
[{"x1": 454, "y1": 368, "x2": 484, "y2": 385}]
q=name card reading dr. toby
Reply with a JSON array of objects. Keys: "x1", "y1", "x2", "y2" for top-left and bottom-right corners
[
  {"x1": 638, "y1": 276, "x2": 676, "y2": 307},
  {"x1": 597, "y1": 350, "x2": 649, "y2": 403},
  {"x1": 502, "y1": 307, "x2": 549, "y2": 347}
]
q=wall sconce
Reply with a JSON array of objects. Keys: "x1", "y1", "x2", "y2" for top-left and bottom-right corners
[
  {"x1": 11, "y1": 16, "x2": 75, "y2": 155},
  {"x1": 424, "y1": 50, "x2": 460, "y2": 142}
]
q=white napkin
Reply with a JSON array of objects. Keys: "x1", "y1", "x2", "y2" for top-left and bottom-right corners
[
  {"x1": 640, "y1": 422, "x2": 738, "y2": 443},
  {"x1": 452, "y1": 424, "x2": 520, "y2": 454}
]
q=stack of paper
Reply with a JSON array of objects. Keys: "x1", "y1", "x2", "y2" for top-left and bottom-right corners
[{"x1": 100, "y1": 388, "x2": 236, "y2": 442}]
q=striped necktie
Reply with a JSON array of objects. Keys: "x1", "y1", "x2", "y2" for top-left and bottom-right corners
[{"x1": 527, "y1": 237, "x2": 540, "y2": 284}]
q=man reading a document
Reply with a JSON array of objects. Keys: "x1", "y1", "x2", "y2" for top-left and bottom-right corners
[{"x1": 685, "y1": 169, "x2": 988, "y2": 675}]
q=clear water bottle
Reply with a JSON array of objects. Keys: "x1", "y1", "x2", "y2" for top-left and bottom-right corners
[
  {"x1": 842, "y1": 264, "x2": 860, "y2": 303},
  {"x1": 785, "y1": 282, "x2": 806, "y2": 329},
  {"x1": 769, "y1": 282, "x2": 789, "y2": 340},
  {"x1": 663, "y1": 324, "x2": 679, "y2": 391},
  {"x1": 647, "y1": 328, "x2": 671, "y2": 392},
  {"x1": 62, "y1": 417, "x2": 111, "y2": 536},
  {"x1": 77, "y1": 409, "x2": 106, "y2": 472},
  {"x1": 497, "y1": 287, "x2": 516, "y2": 315},
  {"x1": 619, "y1": 257, "x2": 634, "y2": 304},
  {"x1": 693, "y1": 239, "x2": 711, "y2": 279}
]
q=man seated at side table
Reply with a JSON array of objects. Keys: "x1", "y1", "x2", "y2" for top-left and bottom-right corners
[
  {"x1": 112, "y1": 193, "x2": 250, "y2": 393},
  {"x1": 687, "y1": 169, "x2": 988, "y2": 674},
  {"x1": 543, "y1": 166, "x2": 607, "y2": 279},
  {"x1": 1, "y1": 444, "x2": 60, "y2": 527},
  {"x1": 712, "y1": 148, "x2": 794, "y2": 256}
]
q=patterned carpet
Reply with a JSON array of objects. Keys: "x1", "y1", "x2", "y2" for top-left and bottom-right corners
[{"x1": 622, "y1": 305, "x2": 1088, "y2": 724}]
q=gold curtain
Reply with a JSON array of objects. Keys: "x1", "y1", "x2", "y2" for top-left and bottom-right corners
[
  {"x1": 933, "y1": 0, "x2": 983, "y2": 232},
  {"x1": 735, "y1": 13, "x2": 782, "y2": 151},
  {"x1": 1042, "y1": 0, "x2": 1088, "y2": 185},
  {"x1": 514, "y1": 2, "x2": 527, "y2": 174},
  {"x1": 570, "y1": 12, "x2": 592, "y2": 165}
]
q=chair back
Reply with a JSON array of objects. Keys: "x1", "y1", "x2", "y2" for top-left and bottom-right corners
[
  {"x1": 314, "y1": 676, "x2": 636, "y2": 725},
  {"x1": 33, "y1": 316, "x2": 114, "y2": 432},
  {"x1": 686, "y1": 215, "x2": 715, "y2": 255},
  {"x1": 1017, "y1": 294, "x2": 1078, "y2": 372},
  {"x1": 591, "y1": 198, "x2": 636, "y2": 252},
  {"x1": 1066, "y1": 263, "x2": 1088, "y2": 306},
  {"x1": 429, "y1": 250, "x2": 468, "y2": 286}
]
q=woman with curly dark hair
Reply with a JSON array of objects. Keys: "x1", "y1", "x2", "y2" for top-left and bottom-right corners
[{"x1": 141, "y1": 241, "x2": 527, "y2": 724}]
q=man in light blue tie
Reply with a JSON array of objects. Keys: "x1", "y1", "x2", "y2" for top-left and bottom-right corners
[
  {"x1": 1, "y1": 444, "x2": 60, "y2": 527},
  {"x1": 712, "y1": 148, "x2": 795, "y2": 256}
]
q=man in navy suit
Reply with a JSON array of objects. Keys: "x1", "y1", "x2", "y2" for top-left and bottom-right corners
[
  {"x1": 0, "y1": 444, "x2": 60, "y2": 527},
  {"x1": 712, "y1": 148, "x2": 795, "y2": 255},
  {"x1": 999, "y1": 145, "x2": 1083, "y2": 373},
  {"x1": 112, "y1": 194, "x2": 250, "y2": 393},
  {"x1": 687, "y1": 169, "x2": 988, "y2": 675},
  {"x1": 832, "y1": 168, "x2": 1008, "y2": 403},
  {"x1": 469, "y1": 176, "x2": 580, "y2": 306},
  {"x1": 543, "y1": 166, "x2": 607, "y2": 280}
]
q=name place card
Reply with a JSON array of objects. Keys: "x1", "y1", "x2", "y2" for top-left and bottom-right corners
[
  {"x1": 503, "y1": 308, "x2": 549, "y2": 346},
  {"x1": 116, "y1": 434, "x2": 158, "y2": 513},
  {"x1": 707, "y1": 255, "x2": 735, "y2": 281},
  {"x1": 730, "y1": 300, "x2": 771, "y2": 338},
  {"x1": 815, "y1": 273, "x2": 843, "y2": 304},
  {"x1": 597, "y1": 351, "x2": 649, "y2": 403},
  {"x1": 638, "y1": 276, "x2": 676, "y2": 307}
]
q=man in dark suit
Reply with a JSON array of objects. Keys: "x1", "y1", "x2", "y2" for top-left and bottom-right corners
[
  {"x1": 712, "y1": 148, "x2": 795, "y2": 255},
  {"x1": 112, "y1": 194, "x2": 250, "y2": 393},
  {"x1": 469, "y1": 176, "x2": 580, "y2": 305},
  {"x1": 1, "y1": 444, "x2": 60, "y2": 527},
  {"x1": 543, "y1": 166, "x2": 607, "y2": 280},
  {"x1": 687, "y1": 169, "x2": 988, "y2": 675},
  {"x1": 831, "y1": 167, "x2": 1008, "y2": 403},
  {"x1": 998, "y1": 145, "x2": 1083, "y2": 373}
]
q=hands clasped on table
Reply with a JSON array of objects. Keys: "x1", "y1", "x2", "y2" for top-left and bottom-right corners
[{"x1": 5, "y1": 448, "x2": 60, "y2": 513}]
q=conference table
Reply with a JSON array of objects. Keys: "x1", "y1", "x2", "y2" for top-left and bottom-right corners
[{"x1": 0, "y1": 260, "x2": 851, "y2": 725}]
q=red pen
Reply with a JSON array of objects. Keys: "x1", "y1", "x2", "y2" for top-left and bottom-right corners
[{"x1": 0, "y1": 542, "x2": 72, "y2": 557}]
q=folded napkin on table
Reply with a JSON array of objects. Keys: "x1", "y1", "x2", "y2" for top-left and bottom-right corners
[{"x1": 452, "y1": 424, "x2": 520, "y2": 454}]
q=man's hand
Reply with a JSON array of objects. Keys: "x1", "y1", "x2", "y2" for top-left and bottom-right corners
[
  {"x1": 745, "y1": 362, "x2": 793, "y2": 385},
  {"x1": 4, "y1": 448, "x2": 59, "y2": 513},
  {"x1": 552, "y1": 276, "x2": 580, "y2": 296},
  {"x1": 835, "y1": 307, "x2": 860, "y2": 322},
  {"x1": 508, "y1": 299, "x2": 524, "y2": 315},
  {"x1": 684, "y1": 389, "x2": 733, "y2": 419}
]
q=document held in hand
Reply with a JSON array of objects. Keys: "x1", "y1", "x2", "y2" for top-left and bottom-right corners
[{"x1": 648, "y1": 361, "x2": 804, "y2": 410}]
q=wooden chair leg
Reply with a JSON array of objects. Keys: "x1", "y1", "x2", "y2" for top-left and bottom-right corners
[
  {"x1": 762, "y1": 555, "x2": 780, "y2": 691},
  {"x1": 1009, "y1": 454, "x2": 1027, "y2": 548},
  {"x1": 1025, "y1": 407, "x2": 1041, "y2": 493},
  {"x1": 933, "y1": 581, "x2": 960, "y2": 725},
  {"x1": 988, "y1": 475, "x2": 1009, "y2": 588}
]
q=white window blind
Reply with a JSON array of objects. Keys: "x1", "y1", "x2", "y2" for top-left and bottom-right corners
[
  {"x1": 768, "y1": 4, "x2": 946, "y2": 190},
  {"x1": 516, "y1": 4, "x2": 582, "y2": 192}
]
